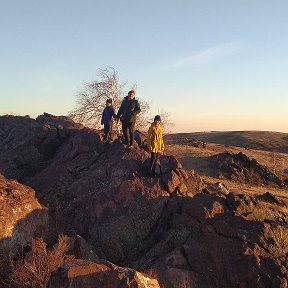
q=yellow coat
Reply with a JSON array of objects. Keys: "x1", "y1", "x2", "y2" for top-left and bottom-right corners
[{"x1": 148, "y1": 123, "x2": 164, "y2": 153}]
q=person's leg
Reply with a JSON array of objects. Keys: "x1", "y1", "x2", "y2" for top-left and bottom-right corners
[
  {"x1": 103, "y1": 124, "x2": 109, "y2": 141},
  {"x1": 128, "y1": 121, "x2": 135, "y2": 146},
  {"x1": 152, "y1": 152, "x2": 159, "y2": 174},
  {"x1": 107, "y1": 121, "x2": 113, "y2": 141},
  {"x1": 149, "y1": 152, "x2": 157, "y2": 175},
  {"x1": 122, "y1": 121, "x2": 129, "y2": 145}
]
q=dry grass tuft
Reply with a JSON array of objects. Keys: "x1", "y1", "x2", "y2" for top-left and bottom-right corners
[
  {"x1": 145, "y1": 268, "x2": 170, "y2": 288},
  {"x1": 9, "y1": 235, "x2": 74, "y2": 288}
]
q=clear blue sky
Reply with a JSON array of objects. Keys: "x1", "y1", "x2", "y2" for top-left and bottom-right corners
[{"x1": 1, "y1": 0, "x2": 287, "y2": 132}]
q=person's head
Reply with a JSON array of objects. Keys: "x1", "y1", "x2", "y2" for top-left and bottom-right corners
[
  {"x1": 128, "y1": 90, "x2": 135, "y2": 100},
  {"x1": 106, "y1": 98, "x2": 112, "y2": 106},
  {"x1": 153, "y1": 115, "x2": 161, "y2": 125}
]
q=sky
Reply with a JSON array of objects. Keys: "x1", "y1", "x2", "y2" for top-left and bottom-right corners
[{"x1": 0, "y1": 0, "x2": 287, "y2": 132}]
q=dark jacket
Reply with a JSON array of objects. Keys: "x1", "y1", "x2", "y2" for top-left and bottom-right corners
[
  {"x1": 116, "y1": 96, "x2": 141, "y2": 123},
  {"x1": 101, "y1": 106, "x2": 116, "y2": 125}
]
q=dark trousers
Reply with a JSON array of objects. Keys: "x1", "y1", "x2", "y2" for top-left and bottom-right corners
[
  {"x1": 104, "y1": 122, "x2": 113, "y2": 140},
  {"x1": 149, "y1": 152, "x2": 159, "y2": 175},
  {"x1": 122, "y1": 121, "x2": 135, "y2": 146}
]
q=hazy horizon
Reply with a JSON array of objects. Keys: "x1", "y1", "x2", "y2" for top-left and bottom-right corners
[{"x1": 1, "y1": 0, "x2": 287, "y2": 133}]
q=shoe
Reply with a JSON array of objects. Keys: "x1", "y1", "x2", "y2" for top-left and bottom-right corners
[
  {"x1": 103, "y1": 140, "x2": 108, "y2": 143},
  {"x1": 128, "y1": 145, "x2": 134, "y2": 149}
]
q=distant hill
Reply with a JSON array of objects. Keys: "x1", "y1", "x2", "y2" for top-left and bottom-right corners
[{"x1": 165, "y1": 131, "x2": 288, "y2": 153}]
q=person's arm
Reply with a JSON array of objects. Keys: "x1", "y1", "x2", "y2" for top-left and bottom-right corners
[
  {"x1": 112, "y1": 107, "x2": 117, "y2": 119},
  {"x1": 116, "y1": 101, "x2": 124, "y2": 120},
  {"x1": 147, "y1": 126, "x2": 152, "y2": 152},
  {"x1": 160, "y1": 127, "x2": 164, "y2": 152},
  {"x1": 101, "y1": 109, "x2": 104, "y2": 125},
  {"x1": 133, "y1": 100, "x2": 141, "y2": 116}
]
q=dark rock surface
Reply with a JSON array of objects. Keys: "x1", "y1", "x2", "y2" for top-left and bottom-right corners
[
  {"x1": 1, "y1": 114, "x2": 287, "y2": 288},
  {"x1": 212, "y1": 152, "x2": 284, "y2": 187},
  {"x1": 0, "y1": 114, "x2": 196, "y2": 265},
  {"x1": 135, "y1": 192, "x2": 288, "y2": 288}
]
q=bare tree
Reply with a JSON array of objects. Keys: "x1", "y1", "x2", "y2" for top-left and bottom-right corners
[
  {"x1": 159, "y1": 109, "x2": 175, "y2": 134},
  {"x1": 69, "y1": 67, "x2": 150, "y2": 130}
]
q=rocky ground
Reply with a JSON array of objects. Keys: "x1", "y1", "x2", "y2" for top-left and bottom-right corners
[{"x1": 0, "y1": 114, "x2": 287, "y2": 287}]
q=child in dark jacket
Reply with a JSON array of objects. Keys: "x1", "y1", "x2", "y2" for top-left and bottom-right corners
[{"x1": 101, "y1": 98, "x2": 117, "y2": 143}]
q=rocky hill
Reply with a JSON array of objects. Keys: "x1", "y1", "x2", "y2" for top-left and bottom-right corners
[{"x1": 0, "y1": 114, "x2": 287, "y2": 287}]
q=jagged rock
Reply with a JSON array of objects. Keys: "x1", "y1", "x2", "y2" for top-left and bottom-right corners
[
  {"x1": 212, "y1": 152, "x2": 283, "y2": 187},
  {"x1": 46, "y1": 259, "x2": 160, "y2": 288},
  {"x1": 257, "y1": 191, "x2": 285, "y2": 206},
  {"x1": 0, "y1": 114, "x2": 196, "y2": 266},
  {"x1": 67, "y1": 235, "x2": 100, "y2": 262},
  {"x1": 0, "y1": 174, "x2": 49, "y2": 276},
  {"x1": 190, "y1": 139, "x2": 206, "y2": 148},
  {"x1": 1, "y1": 114, "x2": 287, "y2": 287},
  {"x1": 202, "y1": 182, "x2": 229, "y2": 196},
  {"x1": 136, "y1": 191, "x2": 288, "y2": 287},
  {"x1": 134, "y1": 130, "x2": 148, "y2": 147}
]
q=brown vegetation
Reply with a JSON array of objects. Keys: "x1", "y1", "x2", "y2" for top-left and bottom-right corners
[
  {"x1": 165, "y1": 140, "x2": 288, "y2": 199},
  {"x1": 8, "y1": 235, "x2": 74, "y2": 288}
]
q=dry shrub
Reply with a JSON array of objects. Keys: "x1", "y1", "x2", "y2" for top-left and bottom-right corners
[
  {"x1": 145, "y1": 268, "x2": 170, "y2": 288},
  {"x1": 9, "y1": 235, "x2": 74, "y2": 288}
]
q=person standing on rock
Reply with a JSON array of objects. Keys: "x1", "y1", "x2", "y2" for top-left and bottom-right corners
[
  {"x1": 101, "y1": 98, "x2": 117, "y2": 143},
  {"x1": 147, "y1": 115, "x2": 164, "y2": 176},
  {"x1": 116, "y1": 90, "x2": 141, "y2": 148}
]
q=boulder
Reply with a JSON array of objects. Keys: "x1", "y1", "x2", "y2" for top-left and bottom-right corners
[
  {"x1": 202, "y1": 182, "x2": 229, "y2": 196},
  {"x1": 0, "y1": 174, "x2": 49, "y2": 276},
  {"x1": 46, "y1": 259, "x2": 160, "y2": 288}
]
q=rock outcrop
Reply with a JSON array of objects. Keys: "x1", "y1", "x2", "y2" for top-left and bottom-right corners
[
  {"x1": 0, "y1": 174, "x2": 49, "y2": 276},
  {"x1": 1, "y1": 114, "x2": 287, "y2": 287},
  {"x1": 46, "y1": 259, "x2": 160, "y2": 288},
  {"x1": 0, "y1": 114, "x2": 196, "y2": 266},
  {"x1": 135, "y1": 191, "x2": 288, "y2": 288},
  {"x1": 212, "y1": 152, "x2": 283, "y2": 186}
]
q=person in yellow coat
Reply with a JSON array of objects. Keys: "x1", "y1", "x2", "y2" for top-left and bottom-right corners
[{"x1": 147, "y1": 115, "x2": 164, "y2": 176}]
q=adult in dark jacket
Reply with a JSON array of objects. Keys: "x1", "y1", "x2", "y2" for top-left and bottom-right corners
[
  {"x1": 101, "y1": 98, "x2": 117, "y2": 143},
  {"x1": 116, "y1": 90, "x2": 141, "y2": 147}
]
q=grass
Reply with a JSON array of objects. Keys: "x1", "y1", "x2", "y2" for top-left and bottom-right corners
[
  {"x1": 165, "y1": 131, "x2": 288, "y2": 153},
  {"x1": 165, "y1": 143, "x2": 288, "y2": 200}
]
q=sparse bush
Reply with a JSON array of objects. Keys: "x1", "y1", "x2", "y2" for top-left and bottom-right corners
[
  {"x1": 9, "y1": 235, "x2": 74, "y2": 288},
  {"x1": 145, "y1": 268, "x2": 170, "y2": 288}
]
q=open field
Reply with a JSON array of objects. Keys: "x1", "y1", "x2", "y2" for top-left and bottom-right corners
[
  {"x1": 165, "y1": 141, "x2": 288, "y2": 200},
  {"x1": 165, "y1": 130, "x2": 288, "y2": 153}
]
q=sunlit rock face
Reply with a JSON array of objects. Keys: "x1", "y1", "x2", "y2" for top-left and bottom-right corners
[
  {"x1": 46, "y1": 259, "x2": 160, "y2": 288},
  {"x1": 0, "y1": 174, "x2": 49, "y2": 269}
]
